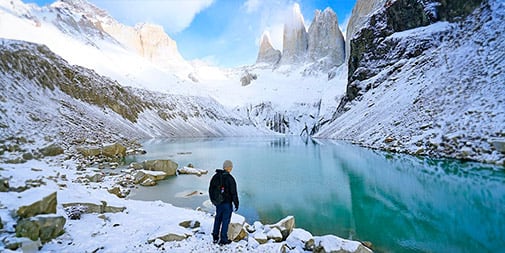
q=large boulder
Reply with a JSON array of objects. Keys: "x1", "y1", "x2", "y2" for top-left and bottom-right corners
[
  {"x1": 102, "y1": 143, "x2": 127, "y2": 158},
  {"x1": 133, "y1": 170, "x2": 168, "y2": 186},
  {"x1": 17, "y1": 192, "x2": 57, "y2": 218},
  {"x1": 77, "y1": 147, "x2": 101, "y2": 157},
  {"x1": 39, "y1": 144, "x2": 64, "y2": 157},
  {"x1": 148, "y1": 227, "x2": 191, "y2": 243},
  {"x1": 16, "y1": 215, "x2": 66, "y2": 243},
  {"x1": 227, "y1": 214, "x2": 247, "y2": 242},
  {"x1": 268, "y1": 215, "x2": 295, "y2": 240},
  {"x1": 143, "y1": 160, "x2": 178, "y2": 176}
]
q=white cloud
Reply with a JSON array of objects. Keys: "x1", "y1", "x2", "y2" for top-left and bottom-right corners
[
  {"x1": 244, "y1": 0, "x2": 261, "y2": 13},
  {"x1": 91, "y1": 0, "x2": 214, "y2": 34}
]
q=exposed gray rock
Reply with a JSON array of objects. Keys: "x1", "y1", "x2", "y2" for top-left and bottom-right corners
[
  {"x1": 39, "y1": 143, "x2": 64, "y2": 157},
  {"x1": 256, "y1": 32, "x2": 281, "y2": 65},
  {"x1": 308, "y1": 7, "x2": 345, "y2": 66},
  {"x1": 281, "y1": 3, "x2": 308, "y2": 64},
  {"x1": 17, "y1": 192, "x2": 57, "y2": 218},
  {"x1": 16, "y1": 215, "x2": 66, "y2": 243},
  {"x1": 240, "y1": 71, "x2": 258, "y2": 86}
]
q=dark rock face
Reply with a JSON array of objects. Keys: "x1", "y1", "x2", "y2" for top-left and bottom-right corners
[{"x1": 344, "y1": 0, "x2": 484, "y2": 108}]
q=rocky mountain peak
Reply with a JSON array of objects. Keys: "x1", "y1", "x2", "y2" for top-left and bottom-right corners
[
  {"x1": 280, "y1": 3, "x2": 308, "y2": 64},
  {"x1": 307, "y1": 7, "x2": 345, "y2": 66},
  {"x1": 256, "y1": 31, "x2": 281, "y2": 65}
]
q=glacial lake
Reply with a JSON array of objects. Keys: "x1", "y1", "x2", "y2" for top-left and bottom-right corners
[{"x1": 127, "y1": 137, "x2": 505, "y2": 253}]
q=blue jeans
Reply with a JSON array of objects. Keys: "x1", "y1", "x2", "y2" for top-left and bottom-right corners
[{"x1": 212, "y1": 202, "x2": 233, "y2": 242}]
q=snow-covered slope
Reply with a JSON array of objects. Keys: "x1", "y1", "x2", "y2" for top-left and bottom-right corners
[
  {"x1": 0, "y1": 0, "x2": 344, "y2": 137},
  {"x1": 0, "y1": 39, "x2": 265, "y2": 143},
  {"x1": 318, "y1": 0, "x2": 505, "y2": 165}
]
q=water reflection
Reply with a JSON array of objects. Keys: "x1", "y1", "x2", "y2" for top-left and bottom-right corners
[{"x1": 129, "y1": 137, "x2": 505, "y2": 253}]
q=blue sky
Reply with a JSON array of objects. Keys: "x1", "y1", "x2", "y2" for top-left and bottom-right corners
[{"x1": 26, "y1": 0, "x2": 356, "y2": 67}]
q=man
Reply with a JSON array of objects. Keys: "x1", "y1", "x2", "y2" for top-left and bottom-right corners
[{"x1": 209, "y1": 160, "x2": 239, "y2": 245}]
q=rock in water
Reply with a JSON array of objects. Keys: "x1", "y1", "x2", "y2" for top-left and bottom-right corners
[
  {"x1": 256, "y1": 31, "x2": 281, "y2": 65},
  {"x1": 17, "y1": 192, "x2": 57, "y2": 218},
  {"x1": 143, "y1": 160, "x2": 178, "y2": 176},
  {"x1": 308, "y1": 7, "x2": 345, "y2": 66},
  {"x1": 281, "y1": 3, "x2": 308, "y2": 64},
  {"x1": 16, "y1": 215, "x2": 66, "y2": 243}
]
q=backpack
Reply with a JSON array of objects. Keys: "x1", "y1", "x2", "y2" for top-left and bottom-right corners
[{"x1": 209, "y1": 173, "x2": 225, "y2": 206}]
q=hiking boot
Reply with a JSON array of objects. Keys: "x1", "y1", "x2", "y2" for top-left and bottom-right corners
[
  {"x1": 218, "y1": 240, "x2": 231, "y2": 246},
  {"x1": 212, "y1": 235, "x2": 219, "y2": 244}
]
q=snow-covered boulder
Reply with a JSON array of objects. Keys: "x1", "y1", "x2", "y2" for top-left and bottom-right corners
[
  {"x1": 256, "y1": 31, "x2": 281, "y2": 65},
  {"x1": 286, "y1": 228, "x2": 314, "y2": 250},
  {"x1": 266, "y1": 227, "x2": 283, "y2": 242},
  {"x1": 177, "y1": 166, "x2": 208, "y2": 176},
  {"x1": 313, "y1": 235, "x2": 372, "y2": 253},
  {"x1": 61, "y1": 201, "x2": 125, "y2": 214},
  {"x1": 3, "y1": 236, "x2": 42, "y2": 251},
  {"x1": 252, "y1": 231, "x2": 268, "y2": 244},
  {"x1": 281, "y1": 3, "x2": 308, "y2": 64},
  {"x1": 267, "y1": 215, "x2": 295, "y2": 240},
  {"x1": 148, "y1": 226, "x2": 191, "y2": 243},
  {"x1": 240, "y1": 70, "x2": 258, "y2": 86},
  {"x1": 133, "y1": 170, "x2": 168, "y2": 186},
  {"x1": 308, "y1": 7, "x2": 345, "y2": 66}
]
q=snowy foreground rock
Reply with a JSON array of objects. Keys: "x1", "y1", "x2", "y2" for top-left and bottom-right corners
[{"x1": 0, "y1": 137, "x2": 372, "y2": 252}]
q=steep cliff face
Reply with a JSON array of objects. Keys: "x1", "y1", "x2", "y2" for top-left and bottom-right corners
[
  {"x1": 280, "y1": 3, "x2": 308, "y2": 64},
  {"x1": 256, "y1": 31, "x2": 281, "y2": 65},
  {"x1": 344, "y1": 0, "x2": 485, "y2": 105},
  {"x1": 319, "y1": 0, "x2": 505, "y2": 164},
  {"x1": 308, "y1": 7, "x2": 345, "y2": 66}
]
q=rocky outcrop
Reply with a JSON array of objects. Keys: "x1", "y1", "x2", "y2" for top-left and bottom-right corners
[
  {"x1": 281, "y1": 3, "x2": 308, "y2": 64},
  {"x1": 308, "y1": 8, "x2": 345, "y2": 66},
  {"x1": 101, "y1": 143, "x2": 127, "y2": 158},
  {"x1": 256, "y1": 32, "x2": 281, "y2": 65},
  {"x1": 16, "y1": 215, "x2": 66, "y2": 243},
  {"x1": 240, "y1": 70, "x2": 258, "y2": 86},
  {"x1": 133, "y1": 170, "x2": 168, "y2": 186},
  {"x1": 17, "y1": 192, "x2": 57, "y2": 218},
  {"x1": 344, "y1": 0, "x2": 484, "y2": 106}
]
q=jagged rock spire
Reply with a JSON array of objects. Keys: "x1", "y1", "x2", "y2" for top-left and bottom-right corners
[
  {"x1": 281, "y1": 3, "x2": 308, "y2": 64},
  {"x1": 308, "y1": 7, "x2": 345, "y2": 66},
  {"x1": 256, "y1": 31, "x2": 281, "y2": 65}
]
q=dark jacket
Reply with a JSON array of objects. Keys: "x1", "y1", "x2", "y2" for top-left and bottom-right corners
[{"x1": 209, "y1": 169, "x2": 239, "y2": 209}]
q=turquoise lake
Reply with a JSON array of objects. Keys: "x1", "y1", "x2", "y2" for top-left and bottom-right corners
[{"x1": 127, "y1": 137, "x2": 505, "y2": 253}]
